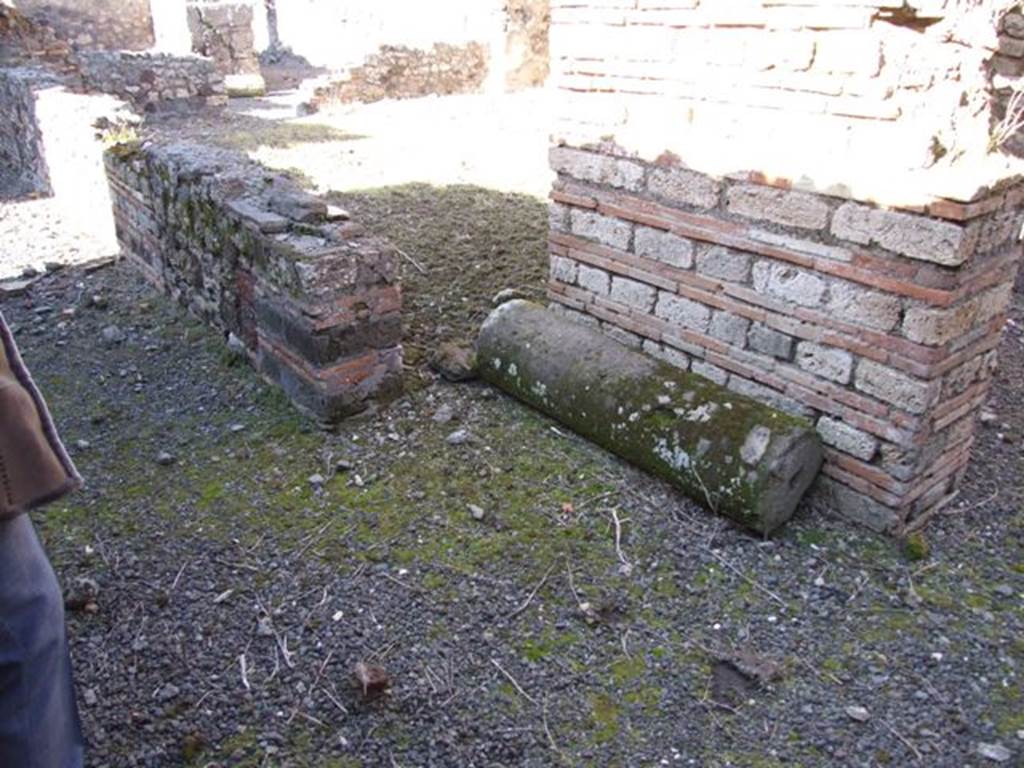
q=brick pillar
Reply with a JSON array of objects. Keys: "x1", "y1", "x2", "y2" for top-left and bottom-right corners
[{"x1": 546, "y1": 147, "x2": 1022, "y2": 531}]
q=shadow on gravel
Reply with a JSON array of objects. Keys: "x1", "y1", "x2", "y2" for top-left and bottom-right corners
[
  {"x1": 326, "y1": 183, "x2": 550, "y2": 386},
  {"x1": 3, "y1": 182, "x2": 1021, "y2": 767}
]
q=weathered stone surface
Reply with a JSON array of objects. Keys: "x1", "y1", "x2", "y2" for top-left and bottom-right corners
[
  {"x1": 753, "y1": 261, "x2": 826, "y2": 307},
  {"x1": 478, "y1": 301, "x2": 823, "y2": 534},
  {"x1": 814, "y1": 476, "x2": 898, "y2": 532},
  {"x1": 647, "y1": 165, "x2": 721, "y2": 209},
  {"x1": 709, "y1": 311, "x2": 750, "y2": 347},
  {"x1": 816, "y1": 416, "x2": 878, "y2": 460},
  {"x1": 548, "y1": 202, "x2": 570, "y2": 232},
  {"x1": 796, "y1": 342, "x2": 854, "y2": 384},
  {"x1": 550, "y1": 255, "x2": 578, "y2": 284},
  {"x1": 227, "y1": 200, "x2": 289, "y2": 233},
  {"x1": 610, "y1": 276, "x2": 656, "y2": 311},
  {"x1": 643, "y1": 339, "x2": 690, "y2": 369},
  {"x1": 726, "y1": 185, "x2": 830, "y2": 230},
  {"x1": 634, "y1": 225, "x2": 694, "y2": 268},
  {"x1": 655, "y1": 291, "x2": 711, "y2": 332},
  {"x1": 826, "y1": 280, "x2": 902, "y2": 332},
  {"x1": 571, "y1": 209, "x2": 632, "y2": 249},
  {"x1": 747, "y1": 323, "x2": 793, "y2": 360},
  {"x1": 854, "y1": 360, "x2": 936, "y2": 415},
  {"x1": 696, "y1": 245, "x2": 752, "y2": 283},
  {"x1": 728, "y1": 376, "x2": 812, "y2": 418},
  {"x1": 692, "y1": 359, "x2": 729, "y2": 385},
  {"x1": 831, "y1": 202, "x2": 969, "y2": 266},
  {"x1": 550, "y1": 146, "x2": 644, "y2": 191},
  {"x1": 902, "y1": 301, "x2": 977, "y2": 346},
  {"x1": 577, "y1": 264, "x2": 610, "y2": 296}
]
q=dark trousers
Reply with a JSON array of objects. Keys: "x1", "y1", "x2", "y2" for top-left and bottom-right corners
[{"x1": 0, "y1": 514, "x2": 84, "y2": 768}]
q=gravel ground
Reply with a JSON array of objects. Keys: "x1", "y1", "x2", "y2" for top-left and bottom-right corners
[
  {"x1": 1, "y1": 240, "x2": 1021, "y2": 768},
  {"x1": 0, "y1": 90, "x2": 1020, "y2": 768}
]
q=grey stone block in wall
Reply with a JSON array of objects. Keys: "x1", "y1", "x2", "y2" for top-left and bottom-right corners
[
  {"x1": 696, "y1": 245, "x2": 752, "y2": 283},
  {"x1": 747, "y1": 322, "x2": 793, "y2": 360},
  {"x1": 634, "y1": 225, "x2": 694, "y2": 269},
  {"x1": 816, "y1": 416, "x2": 878, "y2": 461}
]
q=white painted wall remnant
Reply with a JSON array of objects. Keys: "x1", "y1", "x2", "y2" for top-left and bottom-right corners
[
  {"x1": 271, "y1": 0, "x2": 506, "y2": 71},
  {"x1": 150, "y1": 0, "x2": 192, "y2": 54}
]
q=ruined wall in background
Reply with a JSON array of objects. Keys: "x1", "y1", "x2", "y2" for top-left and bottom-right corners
[
  {"x1": 13, "y1": 0, "x2": 154, "y2": 52},
  {"x1": 185, "y1": 0, "x2": 260, "y2": 75},
  {"x1": 307, "y1": 42, "x2": 488, "y2": 110},
  {"x1": 271, "y1": 0, "x2": 505, "y2": 72},
  {"x1": 0, "y1": 67, "x2": 53, "y2": 197},
  {"x1": 105, "y1": 141, "x2": 404, "y2": 422},
  {"x1": 269, "y1": 0, "x2": 549, "y2": 102},
  {"x1": 547, "y1": 0, "x2": 1024, "y2": 532},
  {"x1": 505, "y1": 0, "x2": 550, "y2": 90},
  {"x1": 1, "y1": 3, "x2": 73, "y2": 70},
  {"x1": 77, "y1": 51, "x2": 226, "y2": 112}
]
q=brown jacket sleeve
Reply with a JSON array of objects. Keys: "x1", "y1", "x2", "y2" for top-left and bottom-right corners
[{"x1": 0, "y1": 311, "x2": 81, "y2": 519}]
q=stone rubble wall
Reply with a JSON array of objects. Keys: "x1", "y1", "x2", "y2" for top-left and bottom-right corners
[
  {"x1": 306, "y1": 43, "x2": 489, "y2": 111},
  {"x1": 12, "y1": 0, "x2": 154, "y2": 53},
  {"x1": 546, "y1": 148, "x2": 1023, "y2": 532},
  {"x1": 0, "y1": 66, "x2": 53, "y2": 197},
  {"x1": 76, "y1": 51, "x2": 227, "y2": 112},
  {"x1": 104, "y1": 141, "x2": 404, "y2": 422}
]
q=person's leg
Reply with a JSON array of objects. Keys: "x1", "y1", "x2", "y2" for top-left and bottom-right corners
[{"x1": 0, "y1": 514, "x2": 84, "y2": 768}]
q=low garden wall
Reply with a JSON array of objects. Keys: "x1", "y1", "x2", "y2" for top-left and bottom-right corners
[{"x1": 104, "y1": 141, "x2": 403, "y2": 422}]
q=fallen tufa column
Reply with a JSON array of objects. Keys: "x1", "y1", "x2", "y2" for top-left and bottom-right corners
[
  {"x1": 478, "y1": 300, "x2": 824, "y2": 534},
  {"x1": 104, "y1": 140, "x2": 402, "y2": 422}
]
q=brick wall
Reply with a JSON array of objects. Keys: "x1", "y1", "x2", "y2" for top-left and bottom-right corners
[
  {"x1": 547, "y1": 1, "x2": 1024, "y2": 531},
  {"x1": 104, "y1": 141, "x2": 403, "y2": 422}
]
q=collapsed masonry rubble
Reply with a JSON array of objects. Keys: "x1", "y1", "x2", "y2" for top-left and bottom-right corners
[
  {"x1": 543, "y1": 0, "x2": 1024, "y2": 531},
  {"x1": 103, "y1": 141, "x2": 403, "y2": 422}
]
